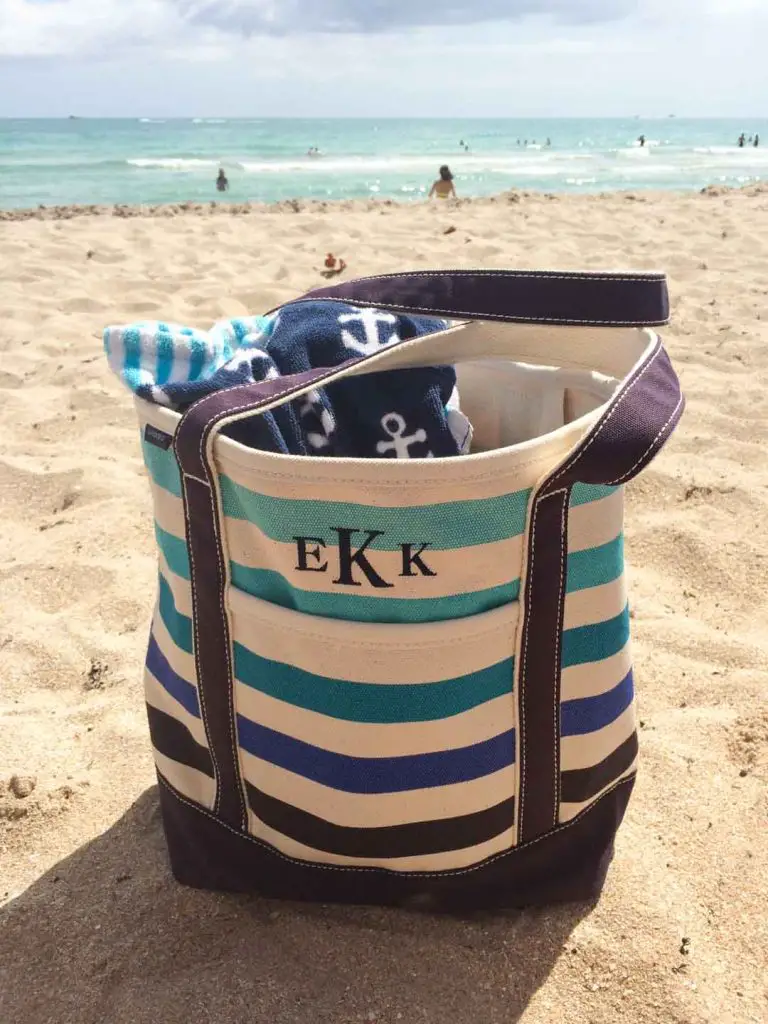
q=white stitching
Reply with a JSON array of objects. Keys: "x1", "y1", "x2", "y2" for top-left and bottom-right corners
[
  {"x1": 606, "y1": 392, "x2": 684, "y2": 486},
  {"x1": 183, "y1": 473, "x2": 210, "y2": 487},
  {"x1": 517, "y1": 495, "x2": 539, "y2": 839},
  {"x1": 213, "y1": 453, "x2": 581, "y2": 486},
  {"x1": 517, "y1": 488, "x2": 569, "y2": 839},
  {"x1": 205, "y1": 462, "x2": 249, "y2": 830},
  {"x1": 309, "y1": 270, "x2": 667, "y2": 286},
  {"x1": 227, "y1": 611, "x2": 518, "y2": 650},
  {"x1": 157, "y1": 771, "x2": 635, "y2": 878},
  {"x1": 552, "y1": 490, "x2": 568, "y2": 826},
  {"x1": 290, "y1": 297, "x2": 664, "y2": 327},
  {"x1": 178, "y1": 477, "x2": 223, "y2": 815},
  {"x1": 310, "y1": 269, "x2": 666, "y2": 284},
  {"x1": 548, "y1": 339, "x2": 665, "y2": 487}
]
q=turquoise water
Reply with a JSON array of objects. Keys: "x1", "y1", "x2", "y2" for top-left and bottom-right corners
[{"x1": 1, "y1": 118, "x2": 766, "y2": 209}]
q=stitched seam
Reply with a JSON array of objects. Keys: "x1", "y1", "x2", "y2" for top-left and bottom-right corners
[
  {"x1": 183, "y1": 473, "x2": 210, "y2": 488},
  {"x1": 561, "y1": 762, "x2": 639, "y2": 820},
  {"x1": 548, "y1": 339, "x2": 664, "y2": 487},
  {"x1": 157, "y1": 771, "x2": 635, "y2": 878},
  {"x1": 213, "y1": 456, "x2": 578, "y2": 486},
  {"x1": 517, "y1": 495, "x2": 539, "y2": 839},
  {"x1": 552, "y1": 489, "x2": 568, "y2": 826},
  {"x1": 606, "y1": 392, "x2": 684, "y2": 486},
  {"x1": 179, "y1": 477, "x2": 222, "y2": 815},
  {"x1": 517, "y1": 488, "x2": 569, "y2": 840},
  {"x1": 310, "y1": 270, "x2": 666, "y2": 284},
  {"x1": 290, "y1": 297, "x2": 664, "y2": 326},
  {"x1": 204, "y1": 440, "x2": 249, "y2": 830},
  {"x1": 226, "y1": 610, "x2": 520, "y2": 650}
]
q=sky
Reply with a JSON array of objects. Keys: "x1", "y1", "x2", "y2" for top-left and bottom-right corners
[{"x1": 0, "y1": 0, "x2": 766, "y2": 117}]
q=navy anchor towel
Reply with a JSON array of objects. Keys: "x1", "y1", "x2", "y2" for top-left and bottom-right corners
[{"x1": 105, "y1": 300, "x2": 469, "y2": 458}]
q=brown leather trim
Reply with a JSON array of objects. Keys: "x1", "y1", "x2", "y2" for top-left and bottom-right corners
[
  {"x1": 178, "y1": 475, "x2": 247, "y2": 830},
  {"x1": 517, "y1": 488, "x2": 569, "y2": 842}
]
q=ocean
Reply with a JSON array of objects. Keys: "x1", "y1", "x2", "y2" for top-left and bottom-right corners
[{"x1": 1, "y1": 117, "x2": 766, "y2": 210}]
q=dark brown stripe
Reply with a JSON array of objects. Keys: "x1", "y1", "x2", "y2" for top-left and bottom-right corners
[
  {"x1": 180, "y1": 475, "x2": 247, "y2": 827},
  {"x1": 560, "y1": 732, "x2": 639, "y2": 805},
  {"x1": 158, "y1": 773, "x2": 635, "y2": 906},
  {"x1": 146, "y1": 703, "x2": 214, "y2": 778},
  {"x1": 245, "y1": 781, "x2": 515, "y2": 859}
]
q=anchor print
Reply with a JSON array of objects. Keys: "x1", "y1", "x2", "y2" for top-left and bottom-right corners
[
  {"x1": 338, "y1": 307, "x2": 399, "y2": 356},
  {"x1": 299, "y1": 388, "x2": 336, "y2": 450},
  {"x1": 376, "y1": 413, "x2": 433, "y2": 459}
]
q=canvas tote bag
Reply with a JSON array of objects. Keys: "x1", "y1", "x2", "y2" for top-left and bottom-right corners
[{"x1": 133, "y1": 270, "x2": 684, "y2": 909}]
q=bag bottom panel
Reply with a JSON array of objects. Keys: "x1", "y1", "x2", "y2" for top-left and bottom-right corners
[{"x1": 155, "y1": 773, "x2": 634, "y2": 910}]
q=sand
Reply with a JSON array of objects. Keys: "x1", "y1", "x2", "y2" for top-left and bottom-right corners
[{"x1": 0, "y1": 188, "x2": 766, "y2": 1024}]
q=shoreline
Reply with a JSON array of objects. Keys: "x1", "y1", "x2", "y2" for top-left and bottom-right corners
[{"x1": 2, "y1": 181, "x2": 767, "y2": 221}]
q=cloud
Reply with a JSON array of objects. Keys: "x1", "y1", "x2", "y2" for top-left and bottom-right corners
[
  {"x1": 177, "y1": 0, "x2": 633, "y2": 35},
  {"x1": 0, "y1": 0, "x2": 635, "y2": 59}
]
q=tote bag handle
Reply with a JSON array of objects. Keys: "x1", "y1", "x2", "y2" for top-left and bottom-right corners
[
  {"x1": 174, "y1": 269, "x2": 680, "y2": 483},
  {"x1": 170, "y1": 271, "x2": 683, "y2": 835},
  {"x1": 300, "y1": 268, "x2": 669, "y2": 326}
]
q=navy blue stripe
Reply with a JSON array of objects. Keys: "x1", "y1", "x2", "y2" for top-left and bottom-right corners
[
  {"x1": 146, "y1": 634, "x2": 200, "y2": 718},
  {"x1": 236, "y1": 716, "x2": 516, "y2": 793},
  {"x1": 560, "y1": 669, "x2": 634, "y2": 737}
]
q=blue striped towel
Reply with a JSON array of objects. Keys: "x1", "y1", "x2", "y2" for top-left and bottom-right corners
[{"x1": 103, "y1": 315, "x2": 275, "y2": 407}]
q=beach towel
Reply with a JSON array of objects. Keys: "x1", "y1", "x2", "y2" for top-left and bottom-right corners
[{"x1": 104, "y1": 301, "x2": 471, "y2": 457}]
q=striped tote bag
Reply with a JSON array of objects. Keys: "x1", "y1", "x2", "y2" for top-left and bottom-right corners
[{"x1": 134, "y1": 270, "x2": 684, "y2": 908}]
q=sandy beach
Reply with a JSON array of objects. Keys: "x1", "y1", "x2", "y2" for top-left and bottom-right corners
[{"x1": 1, "y1": 188, "x2": 766, "y2": 1024}]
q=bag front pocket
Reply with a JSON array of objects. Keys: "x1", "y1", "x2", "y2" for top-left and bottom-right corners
[{"x1": 228, "y1": 588, "x2": 519, "y2": 872}]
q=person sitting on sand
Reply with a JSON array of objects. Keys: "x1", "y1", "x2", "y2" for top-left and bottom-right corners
[
  {"x1": 319, "y1": 253, "x2": 346, "y2": 278},
  {"x1": 429, "y1": 165, "x2": 457, "y2": 201},
  {"x1": 216, "y1": 168, "x2": 229, "y2": 192}
]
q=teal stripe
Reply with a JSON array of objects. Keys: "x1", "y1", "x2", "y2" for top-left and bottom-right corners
[
  {"x1": 143, "y1": 448, "x2": 619, "y2": 554},
  {"x1": 143, "y1": 442, "x2": 182, "y2": 497},
  {"x1": 153, "y1": 523, "x2": 519, "y2": 624},
  {"x1": 230, "y1": 565, "x2": 519, "y2": 623},
  {"x1": 153, "y1": 522, "x2": 621, "y2": 623},
  {"x1": 566, "y1": 535, "x2": 624, "y2": 592},
  {"x1": 155, "y1": 523, "x2": 190, "y2": 580},
  {"x1": 188, "y1": 336, "x2": 207, "y2": 382},
  {"x1": 219, "y1": 476, "x2": 533, "y2": 550},
  {"x1": 571, "y1": 483, "x2": 619, "y2": 506},
  {"x1": 155, "y1": 325, "x2": 175, "y2": 387},
  {"x1": 234, "y1": 644, "x2": 514, "y2": 723},
  {"x1": 158, "y1": 573, "x2": 193, "y2": 654},
  {"x1": 143, "y1": 443, "x2": 533, "y2": 550},
  {"x1": 562, "y1": 606, "x2": 630, "y2": 668}
]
